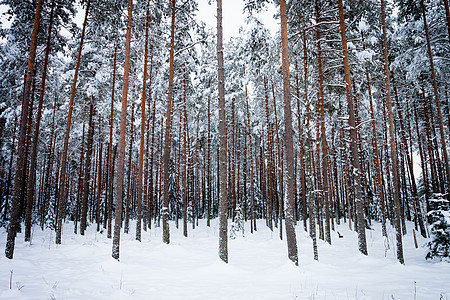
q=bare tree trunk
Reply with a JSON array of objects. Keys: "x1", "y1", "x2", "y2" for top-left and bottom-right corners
[
  {"x1": 314, "y1": 1, "x2": 331, "y2": 244},
  {"x1": 280, "y1": 0, "x2": 299, "y2": 265},
  {"x1": 24, "y1": 0, "x2": 55, "y2": 242},
  {"x1": 421, "y1": 0, "x2": 450, "y2": 192},
  {"x1": 244, "y1": 66, "x2": 255, "y2": 233},
  {"x1": 162, "y1": 0, "x2": 176, "y2": 244},
  {"x1": 362, "y1": 33, "x2": 386, "y2": 237},
  {"x1": 107, "y1": 41, "x2": 118, "y2": 236},
  {"x1": 5, "y1": 0, "x2": 44, "y2": 259},
  {"x1": 380, "y1": 0, "x2": 403, "y2": 264},
  {"x1": 182, "y1": 84, "x2": 188, "y2": 237},
  {"x1": 96, "y1": 117, "x2": 102, "y2": 232},
  {"x1": 207, "y1": 81, "x2": 212, "y2": 227},
  {"x1": 80, "y1": 97, "x2": 95, "y2": 235},
  {"x1": 42, "y1": 98, "x2": 56, "y2": 229},
  {"x1": 263, "y1": 77, "x2": 274, "y2": 231},
  {"x1": 297, "y1": 53, "x2": 307, "y2": 231},
  {"x1": 55, "y1": 0, "x2": 90, "y2": 245},
  {"x1": 446, "y1": 90, "x2": 450, "y2": 135},
  {"x1": 269, "y1": 82, "x2": 283, "y2": 236},
  {"x1": 337, "y1": 0, "x2": 368, "y2": 256},
  {"x1": 136, "y1": 1, "x2": 150, "y2": 241},
  {"x1": 124, "y1": 102, "x2": 135, "y2": 234},
  {"x1": 390, "y1": 72, "x2": 427, "y2": 238},
  {"x1": 74, "y1": 124, "x2": 86, "y2": 234},
  {"x1": 149, "y1": 100, "x2": 156, "y2": 229},
  {"x1": 230, "y1": 97, "x2": 237, "y2": 221},
  {"x1": 112, "y1": 0, "x2": 133, "y2": 260},
  {"x1": 144, "y1": 56, "x2": 153, "y2": 231},
  {"x1": 217, "y1": 0, "x2": 228, "y2": 263}
]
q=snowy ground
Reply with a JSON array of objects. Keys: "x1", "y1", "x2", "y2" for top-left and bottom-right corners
[{"x1": 0, "y1": 219, "x2": 448, "y2": 300}]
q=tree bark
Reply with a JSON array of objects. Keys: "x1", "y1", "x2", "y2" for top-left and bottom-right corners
[
  {"x1": 337, "y1": 0, "x2": 368, "y2": 256},
  {"x1": 420, "y1": 0, "x2": 450, "y2": 192},
  {"x1": 107, "y1": 40, "x2": 118, "y2": 236},
  {"x1": 124, "y1": 102, "x2": 135, "y2": 234},
  {"x1": 112, "y1": 0, "x2": 133, "y2": 261},
  {"x1": 24, "y1": 0, "x2": 56, "y2": 242},
  {"x1": 80, "y1": 97, "x2": 95, "y2": 235},
  {"x1": 314, "y1": 1, "x2": 331, "y2": 244},
  {"x1": 362, "y1": 32, "x2": 386, "y2": 237},
  {"x1": 390, "y1": 72, "x2": 427, "y2": 238},
  {"x1": 55, "y1": 0, "x2": 90, "y2": 245},
  {"x1": 136, "y1": 2, "x2": 150, "y2": 241},
  {"x1": 96, "y1": 117, "x2": 102, "y2": 232},
  {"x1": 380, "y1": 0, "x2": 403, "y2": 264},
  {"x1": 217, "y1": 0, "x2": 228, "y2": 263},
  {"x1": 162, "y1": 0, "x2": 176, "y2": 244},
  {"x1": 280, "y1": 0, "x2": 299, "y2": 265},
  {"x1": 244, "y1": 66, "x2": 256, "y2": 233},
  {"x1": 207, "y1": 80, "x2": 212, "y2": 227},
  {"x1": 5, "y1": 0, "x2": 44, "y2": 259}
]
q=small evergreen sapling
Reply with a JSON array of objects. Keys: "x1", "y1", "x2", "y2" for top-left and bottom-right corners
[
  {"x1": 230, "y1": 205, "x2": 244, "y2": 239},
  {"x1": 426, "y1": 195, "x2": 450, "y2": 262}
]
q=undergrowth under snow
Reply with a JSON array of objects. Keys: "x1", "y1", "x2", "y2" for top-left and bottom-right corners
[{"x1": 0, "y1": 220, "x2": 449, "y2": 299}]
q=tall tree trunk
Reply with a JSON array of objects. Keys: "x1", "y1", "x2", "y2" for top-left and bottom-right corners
[
  {"x1": 144, "y1": 56, "x2": 153, "y2": 231},
  {"x1": 207, "y1": 81, "x2": 212, "y2": 227},
  {"x1": 263, "y1": 77, "x2": 274, "y2": 231},
  {"x1": 380, "y1": 0, "x2": 403, "y2": 264},
  {"x1": 55, "y1": 0, "x2": 90, "y2": 245},
  {"x1": 413, "y1": 100, "x2": 430, "y2": 206},
  {"x1": 96, "y1": 117, "x2": 102, "y2": 232},
  {"x1": 217, "y1": 0, "x2": 228, "y2": 263},
  {"x1": 314, "y1": 1, "x2": 331, "y2": 244},
  {"x1": 21, "y1": 79, "x2": 36, "y2": 226},
  {"x1": 390, "y1": 72, "x2": 427, "y2": 238},
  {"x1": 136, "y1": 1, "x2": 150, "y2": 241},
  {"x1": 230, "y1": 97, "x2": 237, "y2": 220},
  {"x1": 162, "y1": 0, "x2": 176, "y2": 244},
  {"x1": 80, "y1": 96, "x2": 95, "y2": 235},
  {"x1": 112, "y1": 0, "x2": 133, "y2": 260},
  {"x1": 75, "y1": 124, "x2": 86, "y2": 234},
  {"x1": 42, "y1": 97, "x2": 56, "y2": 229},
  {"x1": 337, "y1": 0, "x2": 368, "y2": 256},
  {"x1": 280, "y1": 0, "x2": 299, "y2": 265},
  {"x1": 3, "y1": 118, "x2": 17, "y2": 224},
  {"x1": 421, "y1": 0, "x2": 450, "y2": 191},
  {"x1": 244, "y1": 66, "x2": 255, "y2": 233},
  {"x1": 107, "y1": 41, "x2": 118, "y2": 236},
  {"x1": 297, "y1": 53, "x2": 307, "y2": 231},
  {"x1": 149, "y1": 100, "x2": 156, "y2": 229},
  {"x1": 182, "y1": 84, "x2": 188, "y2": 237},
  {"x1": 5, "y1": 0, "x2": 44, "y2": 259},
  {"x1": 124, "y1": 102, "x2": 135, "y2": 234},
  {"x1": 362, "y1": 33, "x2": 386, "y2": 237},
  {"x1": 270, "y1": 83, "x2": 284, "y2": 237},
  {"x1": 24, "y1": 0, "x2": 56, "y2": 242}
]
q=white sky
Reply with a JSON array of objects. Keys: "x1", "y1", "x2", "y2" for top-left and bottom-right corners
[
  {"x1": 196, "y1": 0, "x2": 279, "y2": 40},
  {"x1": 0, "y1": 1, "x2": 279, "y2": 42}
]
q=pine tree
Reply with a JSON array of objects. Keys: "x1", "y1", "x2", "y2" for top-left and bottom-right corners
[
  {"x1": 5, "y1": 0, "x2": 44, "y2": 259},
  {"x1": 56, "y1": 0, "x2": 90, "y2": 245},
  {"x1": 280, "y1": 0, "x2": 299, "y2": 265},
  {"x1": 217, "y1": 0, "x2": 228, "y2": 264},
  {"x1": 112, "y1": 0, "x2": 133, "y2": 261},
  {"x1": 337, "y1": 0, "x2": 368, "y2": 256}
]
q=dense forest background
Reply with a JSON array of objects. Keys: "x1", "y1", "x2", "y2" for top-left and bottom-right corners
[{"x1": 0, "y1": 0, "x2": 449, "y2": 263}]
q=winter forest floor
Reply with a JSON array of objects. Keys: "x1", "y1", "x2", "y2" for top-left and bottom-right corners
[{"x1": 0, "y1": 220, "x2": 449, "y2": 300}]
